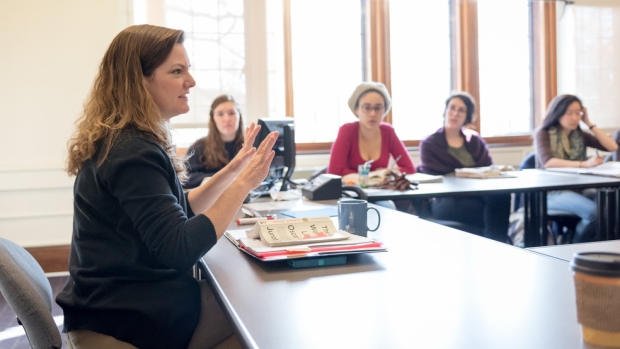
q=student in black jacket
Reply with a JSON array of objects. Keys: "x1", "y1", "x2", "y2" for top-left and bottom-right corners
[
  {"x1": 57, "y1": 24, "x2": 277, "y2": 349},
  {"x1": 184, "y1": 94, "x2": 245, "y2": 189}
]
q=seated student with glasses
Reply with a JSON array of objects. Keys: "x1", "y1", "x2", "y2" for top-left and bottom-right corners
[
  {"x1": 327, "y1": 81, "x2": 416, "y2": 177},
  {"x1": 417, "y1": 91, "x2": 511, "y2": 243},
  {"x1": 184, "y1": 94, "x2": 245, "y2": 189},
  {"x1": 535, "y1": 94, "x2": 620, "y2": 243}
]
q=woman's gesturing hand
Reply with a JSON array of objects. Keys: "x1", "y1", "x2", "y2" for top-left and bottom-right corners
[
  {"x1": 225, "y1": 123, "x2": 262, "y2": 176},
  {"x1": 236, "y1": 131, "x2": 278, "y2": 190}
]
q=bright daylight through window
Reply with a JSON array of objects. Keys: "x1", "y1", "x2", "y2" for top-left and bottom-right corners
[
  {"x1": 389, "y1": 0, "x2": 451, "y2": 141},
  {"x1": 477, "y1": 0, "x2": 531, "y2": 136}
]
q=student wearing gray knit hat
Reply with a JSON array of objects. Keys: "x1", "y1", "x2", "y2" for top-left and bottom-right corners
[
  {"x1": 327, "y1": 81, "x2": 415, "y2": 178},
  {"x1": 347, "y1": 81, "x2": 392, "y2": 116}
]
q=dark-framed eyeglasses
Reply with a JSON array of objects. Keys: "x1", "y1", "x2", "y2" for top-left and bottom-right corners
[{"x1": 360, "y1": 105, "x2": 385, "y2": 114}]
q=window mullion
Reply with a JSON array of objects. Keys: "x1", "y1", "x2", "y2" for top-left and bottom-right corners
[
  {"x1": 531, "y1": 1, "x2": 557, "y2": 128},
  {"x1": 283, "y1": 0, "x2": 294, "y2": 117},
  {"x1": 367, "y1": 0, "x2": 392, "y2": 124},
  {"x1": 455, "y1": 0, "x2": 480, "y2": 133}
]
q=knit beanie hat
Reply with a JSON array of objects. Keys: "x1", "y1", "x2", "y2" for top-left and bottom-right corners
[{"x1": 347, "y1": 81, "x2": 392, "y2": 117}]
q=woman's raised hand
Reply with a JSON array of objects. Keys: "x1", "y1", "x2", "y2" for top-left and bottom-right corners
[
  {"x1": 225, "y1": 123, "x2": 262, "y2": 175},
  {"x1": 237, "y1": 131, "x2": 278, "y2": 190}
]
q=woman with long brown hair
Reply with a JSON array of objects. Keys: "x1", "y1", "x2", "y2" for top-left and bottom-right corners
[
  {"x1": 535, "y1": 94, "x2": 619, "y2": 243},
  {"x1": 184, "y1": 94, "x2": 244, "y2": 188},
  {"x1": 57, "y1": 24, "x2": 277, "y2": 349}
]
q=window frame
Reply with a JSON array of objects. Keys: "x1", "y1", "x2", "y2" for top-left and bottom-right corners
[{"x1": 287, "y1": 0, "x2": 558, "y2": 153}]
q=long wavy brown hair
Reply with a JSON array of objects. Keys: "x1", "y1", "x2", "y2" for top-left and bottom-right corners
[
  {"x1": 66, "y1": 24, "x2": 188, "y2": 182},
  {"x1": 199, "y1": 95, "x2": 244, "y2": 169}
]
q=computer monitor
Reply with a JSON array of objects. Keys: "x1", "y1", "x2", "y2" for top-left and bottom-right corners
[{"x1": 252, "y1": 117, "x2": 296, "y2": 191}]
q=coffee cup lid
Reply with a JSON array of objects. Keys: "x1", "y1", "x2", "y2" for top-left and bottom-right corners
[{"x1": 570, "y1": 252, "x2": 620, "y2": 278}]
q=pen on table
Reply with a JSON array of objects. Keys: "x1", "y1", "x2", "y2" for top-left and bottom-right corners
[
  {"x1": 596, "y1": 149, "x2": 600, "y2": 158},
  {"x1": 236, "y1": 215, "x2": 276, "y2": 225}
]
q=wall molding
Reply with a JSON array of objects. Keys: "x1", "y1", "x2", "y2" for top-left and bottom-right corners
[
  {"x1": 26, "y1": 245, "x2": 70, "y2": 273},
  {"x1": 0, "y1": 211, "x2": 73, "y2": 221},
  {"x1": 0, "y1": 167, "x2": 74, "y2": 192}
]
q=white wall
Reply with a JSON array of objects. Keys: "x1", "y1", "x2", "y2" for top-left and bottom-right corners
[
  {"x1": 0, "y1": 0, "x2": 131, "y2": 247},
  {"x1": 0, "y1": 0, "x2": 534, "y2": 248}
]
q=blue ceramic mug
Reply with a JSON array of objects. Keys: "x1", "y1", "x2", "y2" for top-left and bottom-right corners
[{"x1": 338, "y1": 199, "x2": 381, "y2": 237}]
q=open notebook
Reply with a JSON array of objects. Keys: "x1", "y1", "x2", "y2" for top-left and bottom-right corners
[{"x1": 546, "y1": 161, "x2": 620, "y2": 178}]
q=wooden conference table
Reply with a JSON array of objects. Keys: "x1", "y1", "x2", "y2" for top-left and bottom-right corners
[
  {"x1": 528, "y1": 239, "x2": 620, "y2": 262},
  {"x1": 201, "y1": 202, "x2": 585, "y2": 349},
  {"x1": 364, "y1": 169, "x2": 620, "y2": 247}
]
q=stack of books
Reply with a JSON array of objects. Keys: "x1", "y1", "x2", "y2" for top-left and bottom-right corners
[
  {"x1": 405, "y1": 173, "x2": 444, "y2": 183},
  {"x1": 224, "y1": 217, "x2": 386, "y2": 261},
  {"x1": 455, "y1": 165, "x2": 515, "y2": 179}
]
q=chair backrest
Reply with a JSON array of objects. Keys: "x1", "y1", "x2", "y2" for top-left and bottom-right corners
[
  {"x1": 519, "y1": 152, "x2": 537, "y2": 170},
  {"x1": 0, "y1": 238, "x2": 62, "y2": 349},
  {"x1": 513, "y1": 152, "x2": 538, "y2": 211}
]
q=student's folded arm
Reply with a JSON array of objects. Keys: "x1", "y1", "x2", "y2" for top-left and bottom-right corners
[
  {"x1": 103, "y1": 140, "x2": 216, "y2": 272},
  {"x1": 544, "y1": 158, "x2": 581, "y2": 168},
  {"x1": 418, "y1": 140, "x2": 449, "y2": 175},
  {"x1": 475, "y1": 142, "x2": 493, "y2": 167}
]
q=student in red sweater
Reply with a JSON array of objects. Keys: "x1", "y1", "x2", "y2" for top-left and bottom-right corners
[{"x1": 327, "y1": 81, "x2": 415, "y2": 176}]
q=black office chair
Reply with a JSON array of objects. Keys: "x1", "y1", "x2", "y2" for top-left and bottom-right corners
[{"x1": 516, "y1": 152, "x2": 580, "y2": 244}]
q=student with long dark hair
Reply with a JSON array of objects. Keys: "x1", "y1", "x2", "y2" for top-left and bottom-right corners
[
  {"x1": 184, "y1": 94, "x2": 245, "y2": 188},
  {"x1": 535, "y1": 94, "x2": 619, "y2": 242}
]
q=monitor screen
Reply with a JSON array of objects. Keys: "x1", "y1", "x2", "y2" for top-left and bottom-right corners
[{"x1": 252, "y1": 117, "x2": 295, "y2": 191}]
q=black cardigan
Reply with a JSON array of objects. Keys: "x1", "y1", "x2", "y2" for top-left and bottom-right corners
[
  {"x1": 184, "y1": 137, "x2": 238, "y2": 189},
  {"x1": 56, "y1": 129, "x2": 217, "y2": 349}
]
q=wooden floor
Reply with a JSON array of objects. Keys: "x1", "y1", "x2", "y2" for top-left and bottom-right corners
[{"x1": 0, "y1": 275, "x2": 68, "y2": 349}]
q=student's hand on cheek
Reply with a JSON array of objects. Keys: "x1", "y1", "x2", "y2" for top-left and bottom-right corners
[{"x1": 581, "y1": 107, "x2": 591, "y2": 126}]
